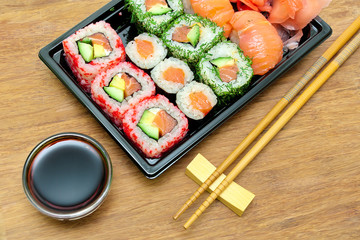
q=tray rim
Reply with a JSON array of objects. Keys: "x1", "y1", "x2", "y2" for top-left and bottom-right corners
[{"x1": 39, "y1": 0, "x2": 332, "y2": 179}]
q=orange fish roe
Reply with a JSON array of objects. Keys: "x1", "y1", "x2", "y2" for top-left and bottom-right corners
[
  {"x1": 162, "y1": 67, "x2": 185, "y2": 84},
  {"x1": 135, "y1": 39, "x2": 154, "y2": 59},
  {"x1": 189, "y1": 91, "x2": 213, "y2": 115}
]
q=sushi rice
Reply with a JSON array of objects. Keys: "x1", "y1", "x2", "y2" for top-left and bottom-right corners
[
  {"x1": 62, "y1": 21, "x2": 126, "y2": 92},
  {"x1": 150, "y1": 57, "x2": 194, "y2": 94},
  {"x1": 123, "y1": 95, "x2": 188, "y2": 158},
  {"x1": 125, "y1": 32, "x2": 168, "y2": 69}
]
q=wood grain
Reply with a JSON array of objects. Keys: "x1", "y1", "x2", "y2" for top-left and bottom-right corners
[{"x1": 0, "y1": 0, "x2": 359, "y2": 239}]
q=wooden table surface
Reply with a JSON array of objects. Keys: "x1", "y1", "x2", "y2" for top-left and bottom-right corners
[{"x1": 1, "y1": 0, "x2": 359, "y2": 239}]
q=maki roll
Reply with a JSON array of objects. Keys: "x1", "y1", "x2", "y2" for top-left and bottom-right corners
[
  {"x1": 150, "y1": 57, "x2": 194, "y2": 94},
  {"x1": 161, "y1": 14, "x2": 224, "y2": 65},
  {"x1": 197, "y1": 41, "x2": 253, "y2": 104},
  {"x1": 176, "y1": 81, "x2": 217, "y2": 120},
  {"x1": 91, "y1": 62, "x2": 156, "y2": 127},
  {"x1": 62, "y1": 21, "x2": 126, "y2": 92},
  {"x1": 123, "y1": 95, "x2": 188, "y2": 158},
  {"x1": 125, "y1": 33, "x2": 167, "y2": 69},
  {"x1": 127, "y1": 0, "x2": 184, "y2": 36}
]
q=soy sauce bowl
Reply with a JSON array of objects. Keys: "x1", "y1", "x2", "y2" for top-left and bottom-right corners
[{"x1": 22, "y1": 132, "x2": 112, "y2": 220}]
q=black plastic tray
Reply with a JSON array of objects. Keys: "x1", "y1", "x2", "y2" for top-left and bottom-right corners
[{"x1": 39, "y1": 0, "x2": 332, "y2": 179}]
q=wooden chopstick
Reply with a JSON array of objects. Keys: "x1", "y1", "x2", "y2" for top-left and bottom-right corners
[
  {"x1": 183, "y1": 27, "x2": 360, "y2": 229},
  {"x1": 173, "y1": 15, "x2": 360, "y2": 221}
]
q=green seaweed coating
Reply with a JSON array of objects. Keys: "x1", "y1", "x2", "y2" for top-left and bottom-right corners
[
  {"x1": 196, "y1": 41, "x2": 253, "y2": 105},
  {"x1": 161, "y1": 14, "x2": 225, "y2": 66},
  {"x1": 126, "y1": 0, "x2": 184, "y2": 36}
]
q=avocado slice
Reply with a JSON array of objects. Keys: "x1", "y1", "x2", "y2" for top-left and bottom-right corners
[
  {"x1": 139, "y1": 110, "x2": 156, "y2": 125},
  {"x1": 109, "y1": 75, "x2": 126, "y2": 91},
  {"x1": 210, "y1": 57, "x2": 235, "y2": 68},
  {"x1": 77, "y1": 41, "x2": 94, "y2": 63},
  {"x1": 103, "y1": 86, "x2": 124, "y2": 102},
  {"x1": 93, "y1": 44, "x2": 106, "y2": 58},
  {"x1": 187, "y1": 25, "x2": 200, "y2": 47},
  {"x1": 138, "y1": 123, "x2": 159, "y2": 140},
  {"x1": 148, "y1": 4, "x2": 172, "y2": 15}
]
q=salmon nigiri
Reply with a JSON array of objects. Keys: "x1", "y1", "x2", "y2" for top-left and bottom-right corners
[
  {"x1": 230, "y1": 10, "x2": 283, "y2": 75},
  {"x1": 189, "y1": 0, "x2": 235, "y2": 38}
]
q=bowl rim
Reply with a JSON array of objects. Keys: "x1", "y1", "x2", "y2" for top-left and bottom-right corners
[{"x1": 22, "y1": 132, "x2": 112, "y2": 220}]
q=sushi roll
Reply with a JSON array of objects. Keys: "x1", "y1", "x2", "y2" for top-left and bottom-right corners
[
  {"x1": 62, "y1": 21, "x2": 126, "y2": 92},
  {"x1": 127, "y1": 0, "x2": 184, "y2": 36},
  {"x1": 125, "y1": 33, "x2": 167, "y2": 69},
  {"x1": 176, "y1": 81, "x2": 217, "y2": 120},
  {"x1": 197, "y1": 41, "x2": 253, "y2": 104},
  {"x1": 123, "y1": 95, "x2": 188, "y2": 158},
  {"x1": 91, "y1": 62, "x2": 156, "y2": 127},
  {"x1": 161, "y1": 14, "x2": 224, "y2": 65},
  {"x1": 150, "y1": 57, "x2": 194, "y2": 94}
]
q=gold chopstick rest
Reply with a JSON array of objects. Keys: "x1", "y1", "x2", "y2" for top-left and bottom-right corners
[{"x1": 186, "y1": 154, "x2": 255, "y2": 217}]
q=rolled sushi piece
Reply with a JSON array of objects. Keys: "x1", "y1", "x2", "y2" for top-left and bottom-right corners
[
  {"x1": 150, "y1": 57, "x2": 194, "y2": 94},
  {"x1": 161, "y1": 14, "x2": 224, "y2": 65},
  {"x1": 125, "y1": 33, "x2": 167, "y2": 70},
  {"x1": 123, "y1": 95, "x2": 188, "y2": 158},
  {"x1": 91, "y1": 62, "x2": 156, "y2": 127},
  {"x1": 197, "y1": 41, "x2": 253, "y2": 104},
  {"x1": 176, "y1": 81, "x2": 217, "y2": 120},
  {"x1": 127, "y1": 0, "x2": 184, "y2": 36},
  {"x1": 62, "y1": 21, "x2": 126, "y2": 92}
]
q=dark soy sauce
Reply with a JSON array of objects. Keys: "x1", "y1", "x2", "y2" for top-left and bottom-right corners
[{"x1": 29, "y1": 138, "x2": 105, "y2": 211}]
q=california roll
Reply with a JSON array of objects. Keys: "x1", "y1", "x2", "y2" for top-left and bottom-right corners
[
  {"x1": 123, "y1": 95, "x2": 188, "y2": 158},
  {"x1": 91, "y1": 62, "x2": 156, "y2": 127},
  {"x1": 62, "y1": 21, "x2": 126, "y2": 92}
]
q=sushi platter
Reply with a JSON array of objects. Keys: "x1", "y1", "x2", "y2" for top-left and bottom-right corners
[{"x1": 39, "y1": 0, "x2": 332, "y2": 178}]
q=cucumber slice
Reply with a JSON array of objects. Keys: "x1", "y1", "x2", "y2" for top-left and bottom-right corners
[
  {"x1": 103, "y1": 86, "x2": 124, "y2": 102},
  {"x1": 148, "y1": 4, "x2": 172, "y2": 15},
  {"x1": 138, "y1": 123, "x2": 159, "y2": 140},
  {"x1": 187, "y1": 25, "x2": 200, "y2": 47},
  {"x1": 77, "y1": 41, "x2": 94, "y2": 63},
  {"x1": 210, "y1": 57, "x2": 235, "y2": 68},
  {"x1": 81, "y1": 37, "x2": 92, "y2": 44}
]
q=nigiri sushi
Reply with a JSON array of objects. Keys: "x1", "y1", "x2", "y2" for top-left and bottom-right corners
[{"x1": 230, "y1": 10, "x2": 283, "y2": 75}]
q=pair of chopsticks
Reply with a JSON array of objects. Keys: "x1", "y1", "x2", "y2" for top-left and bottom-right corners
[{"x1": 173, "y1": 16, "x2": 360, "y2": 229}]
